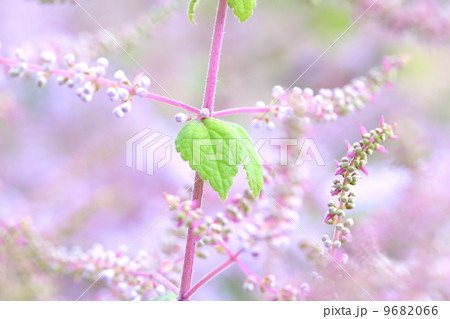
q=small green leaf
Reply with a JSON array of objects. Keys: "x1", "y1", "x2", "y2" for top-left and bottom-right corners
[
  {"x1": 188, "y1": 0, "x2": 200, "y2": 24},
  {"x1": 175, "y1": 118, "x2": 263, "y2": 200},
  {"x1": 229, "y1": 123, "x2": 263, "y2": 198},
  {"x1": 175, "y1": 118, "x2": 241, "y2": 200},
  {"x1": 149, "y1": 292, "x2": 177, "y2": 301},
  {"x1": 227, "y1": 0, "x2": 256, "y2": 22}
]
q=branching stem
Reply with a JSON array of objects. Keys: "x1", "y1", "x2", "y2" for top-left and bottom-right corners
[{"x1": 178, "y1": 0, "x2": 228, "y2": 300}]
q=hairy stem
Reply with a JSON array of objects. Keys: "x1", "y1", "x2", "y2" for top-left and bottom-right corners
[
  {"x1": 213, "y1": 106, "x2": 273, "y2": 117},
  {"x1": 203, "y1": 0, "x2": 228, "y2": 113},
  {"x1": 178, "y1": 0, "x2": 228, "y2": 300},
  {"x1": 178, "y1": 173, "x2": 204, "y2": 300},
  {"x1": 183, "y1": 250, "x2": 241, "y2": 300},
  {"x1": 216, "y1": 241, "x2": 278, "y2": 295}
]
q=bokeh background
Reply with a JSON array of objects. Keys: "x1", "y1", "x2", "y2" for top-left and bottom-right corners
[{"x1": 0, "y1": 0, "x2": 449, "y2": 300}]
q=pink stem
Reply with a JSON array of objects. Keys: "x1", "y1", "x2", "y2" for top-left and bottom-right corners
[
  {"x1": 213, "y1": 106, "x2": 271, "y2": 117},
  {"x1": 202, "y1": 0, "x2": 228, "y2": 113},
  {"x1": 178, "y1": 173, "x2": 204, "y2": 300},
  {"x1": 178, "y1": 0, "x2": 228, "y2": 301},
  {"x1": 183, "y1": 250, "x2": 241, "y2": 300},
  {"x1": 216, "y1": 241, "x2": 278, "y2": 295},
  {"x1": 0, "y1": 56, "x2": 200, "y2": 115}
]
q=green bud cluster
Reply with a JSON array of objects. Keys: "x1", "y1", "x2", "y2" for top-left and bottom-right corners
[{"x1": 323, "y1": 120, "x2": 396, "y2": 252}]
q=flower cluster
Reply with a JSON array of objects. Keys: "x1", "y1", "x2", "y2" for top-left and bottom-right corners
[
  {"x1": 322, "y1": 117, "x2": 397, "y2": 257},
  {"x1": 0, "y1": 0, "x2": 414, "y2": 301},
  {"x1": 0, "y1": 45, "x2": 201, "y2": 118},
  {"x1": 358, "y1": 0, "x2": 450, "y2": 43},
  {"x1": 162, "y1": 163, "x2": 313, "y2": 301},
  {"x1": 0, "y1": 49, "x2": 155, "y2": 118},
  {"x1": 0, "y1": 218, "x2": 181, "y2": 301},
  {"x1": 251, "y1": 55, "x2": 407, "y2": 128}
]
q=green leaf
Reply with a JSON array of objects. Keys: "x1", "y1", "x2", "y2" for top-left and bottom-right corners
[
  {"x1": 227, "y1": 0, "x2": 256, "y2": 22},
  {"x1": 175, "y1": 118, "x2": 241, "y2": 200},
  {"x1": 188, "y1": 0, "x2": 200, "y2": 24},
  {"x1": 149, "y1": 292, "x2": 177, "y2": 301},
  {"x1": 229, "y1": 123, "x2": 263, "y2": 198},
  {"x1": 175, "y1": 118, "x2": 263, "y2": 200}
]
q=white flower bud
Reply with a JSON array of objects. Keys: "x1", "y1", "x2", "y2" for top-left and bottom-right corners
[
  {"x1": 73, "y1": 73, "x2": 84, "y2": 84},
  {"x1": 67, "y1": 79, "x2": 75, "y2": 88},
  {"x1": 76, "y1": 87, "x2": 84, "y2": 97},
  {"x1": 266, "y1": 121, "x2": 276, "y2": 131},
  {"x1": 114, "y1": 69, "x2": 126, "y2": 82},
  {"x1": 278, "y1": 106, "x2": 293, "y2": 119},
  {"x1": 83, "y1": 263, "x2": 96, "y2": 273},
  {"x1": 344, "y1": 218, "x2": 354, "y2": 228},
  {"x1": 36, "y1": 75, "x2": 47, "y2": 88},
  {"x1": 40, "y1": 51, "x2": 56, "y2": 64},
  {"x1": 300, "y1": 283, "x2": 310, "y2": 293},
  {"x1": 14, "y1": 48, "x2": 26, "y2": 62},
  {"x1": 83, "y1": 82, "x2": 94, "y2": 95},
  {"x1": 113, "y1": 107, "x2": 124, "y2": 118},
  {"x1": 96, "y1": 57, "x2": 109, "y2": 68},
  {"x1": 120, "y1": 101, "x2": 132, "y2": 113},
  {"x1": 313, "y1": 95, "x2": 324, "y2": 104},
  {"x1": 107, "y1": 87, "x2": 119, "y2": 101},
  {"x1": 117, "y1": 88, "x2": 129, "y2": 100},
  {"x1": 292, "y1": 87, "x2": 302, "y2": 96},
  {"x1": 333, "y1": 88, "x2": 344, "y2": 99},
  {"x1": 101, "y1": 269, "x2": 115, "y2": 282},
  {"x1": 136, "y1": 87, "x2": 148, "y2": 98},
  {"x1": 64, "y1": 54, "x2": 75, "y2": 67},
  {"x1": 175, "y1": 113, "x2": 188, "y2": 123},
  {"x1": 211, "y1": 223, "x2": 222, "y2": 233},
  {"x1": 264, "y1": 274, "x2": 276, "y2": 288},
  {"x1": 332, "y1": 240, "x2": 341, "y2": 248},
  {"x1": 17, "y1": 62, "x2": 28, "y2": 72},
  {"x1": 319, "y1": 88, "x2": 333, "y2": 98},
  {"x1": 138, "y1": 76, "x2": 151, "y2": 89},
  {"x1": 74, "y1": 62, "x2": 88, "y2": 73},
  {"x1": 272, "y1": 85, "x2": 284, "y2": 99},
  {"x1": 252, "y1": 118, "x2": 262, "y2": 129},
  {"x1": 92, "y1": 66, "x2": 105, "y2": 77},
  {"x1": 303, "y1": 87, "x2": 314, "y2": 98},
  {"x1": 255, "y1": 101, "x2": 265, "y2": 108},
  {"x1": 117, "y1": 282, "x2": 128, "y2": 292},
  {"x1": 56, "y1": 76, "x2": 66, "y2": 85},
  {"x1": 8, "y1": 68, "x2": 21, "y2": 77},
  {"x1": 82, "y1": 94, "x2": 93, "y2": 103},
  {"x1": 199, "y1": 108, "x2": 210, "y2": 117},
  {"x1": 243, "y1": 277, "x2": 256, "y2": 292},
  {"x1": 42, "y1": 63, "x2": 52, "y2": 72}
]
